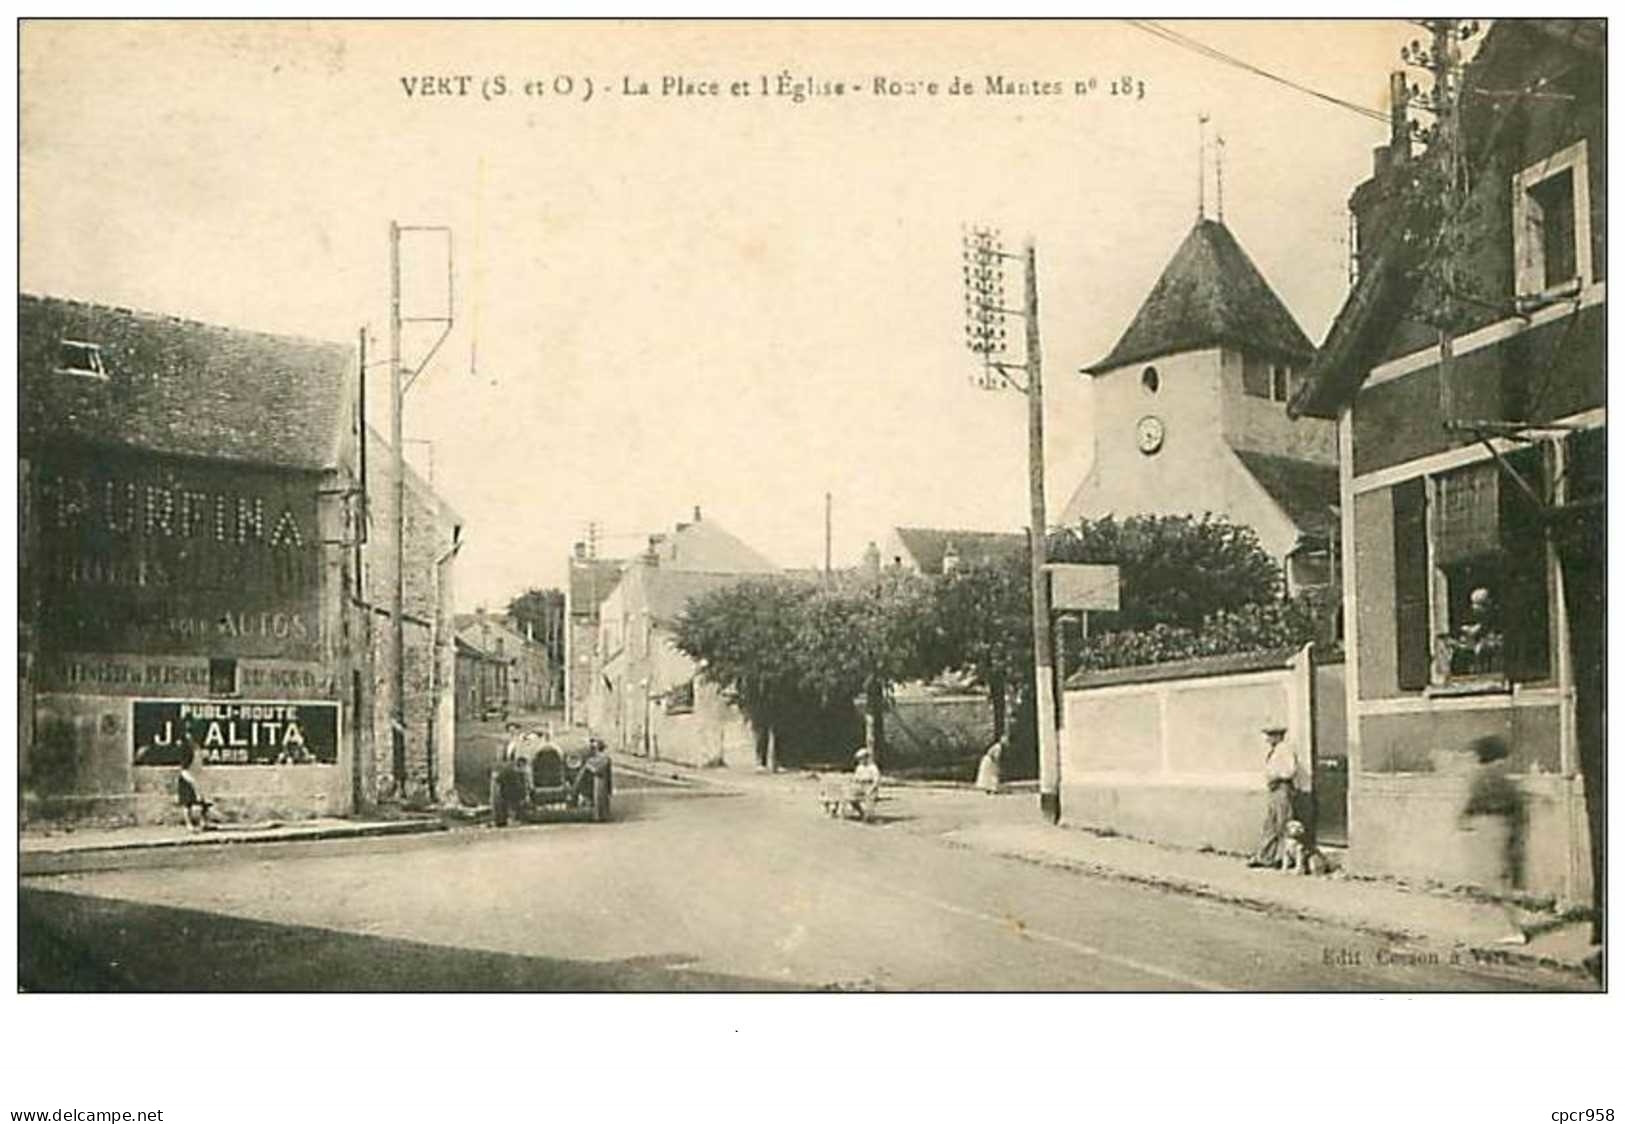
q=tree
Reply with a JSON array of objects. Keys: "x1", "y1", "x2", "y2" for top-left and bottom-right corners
[
  {"x1": 506, "y1": 587, "x2": 566, "y2": 665},
  {"x1": 925, "y1": 515, "x2": 1294, "y2": 758},
  {"x1": 1051, "y1": 513, "x2": 1284, "y2": 632},
  {"x1": 928, "y1": 560, "x2": 1031, "y2": 740},
  {"x1": 793, "y1": 569, "x2": 940, "y2": 766},
  {"x1": 672, "y1": 576, "x2": 814, "y2": 770}
]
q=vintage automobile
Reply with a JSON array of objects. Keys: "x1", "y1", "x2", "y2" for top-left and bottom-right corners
[{"x1": 490, "y1": 735, "x2": 613, "y2": 826}]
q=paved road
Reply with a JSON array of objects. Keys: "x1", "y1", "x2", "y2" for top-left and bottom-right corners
[{"x1": 19, "y1": 777, "x2": 1578, "y2": 991}]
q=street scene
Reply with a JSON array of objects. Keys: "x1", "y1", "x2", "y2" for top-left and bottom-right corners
[{"x1": 16, "y1": 19, "x2": 1606, "y2": 997}]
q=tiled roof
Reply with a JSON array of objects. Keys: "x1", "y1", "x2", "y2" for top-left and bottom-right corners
[
  {"x1": 894, "y1": 527, "x2": 1026, "y2": 574},
  {"x1": 19, "y1": 293, "x2": 351, "y2": 471},
  {"x1": 654, "y1": 518, "x2": 778, "y2": 573},
  {"x1": 1084, "y1": 220, "x2": 1314, "y2": 375},
  {"x1": 641, "y1": 569, "x2": 767, "y2": 626},
  {"x1": 1233, "y1": 449, "x2": 1339, "y2": 540}
]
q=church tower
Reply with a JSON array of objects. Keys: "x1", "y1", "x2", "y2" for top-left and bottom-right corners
[{"x1": 1060, "y1": 218, "x2": 1338, "y2": 592}]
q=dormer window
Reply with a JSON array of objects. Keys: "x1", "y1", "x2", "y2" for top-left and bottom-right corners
[
  {"x1": 1270, "y1": 364, "x2": 1290, "y2": 402},
  {"x1": 1243, "y1": 355, "x2": 1292, "y2": 403},
  {"x1": 56, "y1": 339, "x2": 106, "y2": 379},
  {"x1": 1513, "y1": 140, "x2": 1591, "y2": 305}
]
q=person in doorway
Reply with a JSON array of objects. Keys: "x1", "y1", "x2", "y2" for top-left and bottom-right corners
[
  {"x1": 1246, "y1": 724, "x2": 1297, "y2": 868},
  {"x1": 176, "y1": 724, "x2": 217, "y2": 831},
  {"x1": 976, "y1": 735, "x2": 1005, "y2": 795},
  {"x1": 1459, "y1": 735, "x2": 1527, "y2": 945}
]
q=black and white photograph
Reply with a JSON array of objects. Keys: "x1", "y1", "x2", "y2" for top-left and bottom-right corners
[{"x1": 12, "y1": 15, "x2": 1608, "y2": 1015}]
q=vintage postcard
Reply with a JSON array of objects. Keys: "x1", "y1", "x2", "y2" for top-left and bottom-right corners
[{"x1": 16, "y1": 18, "x2": 1605, "y2": 1010}]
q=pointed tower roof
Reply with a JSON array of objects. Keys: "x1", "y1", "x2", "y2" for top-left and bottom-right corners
[{"x1": 1083, "y1": 219, "x2": 1314, "y2": 375}]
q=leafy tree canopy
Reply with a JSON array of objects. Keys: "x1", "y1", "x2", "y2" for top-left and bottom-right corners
[{"x1": 506, "y1": 587, "x2": 566, "y2": 661}]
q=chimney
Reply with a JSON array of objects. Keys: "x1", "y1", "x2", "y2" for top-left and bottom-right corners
[
  {"x1": 693, "y1": 505, "x2": 702, "y2": 523},
  {"x1": 1376, "y1": 71, "x2": 1411, "y2": 176},
  {"x1": 1389, "y1": 72, "x2": 1410, "y2": 157}
]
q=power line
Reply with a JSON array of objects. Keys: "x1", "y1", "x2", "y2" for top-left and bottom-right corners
[{"x1": 1125, "y1": 20, "x2": 1390, "y2": 124}]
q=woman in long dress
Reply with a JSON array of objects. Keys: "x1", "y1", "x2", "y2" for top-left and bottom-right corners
[
  {"x1": 1246, "y1": 725, "x2": 1296, "y2": 867},
  {"x1": 976, "y1": 736, "x2": 1005, "y2": 794}
]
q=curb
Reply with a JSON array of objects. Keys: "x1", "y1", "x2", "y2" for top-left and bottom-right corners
[
  {"x1": 949, "y1": 837, "x2": 1599, "y2": 984},
  {"x1": 21, "y1": 818, "x2": 447, "y2": 876}
]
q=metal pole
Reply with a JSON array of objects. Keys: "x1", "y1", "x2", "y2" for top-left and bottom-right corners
[
  {"x1": 389, "y1": 221, "x2": 407, "y2": 798},
  {"x1": 1024, "y1": 240, "x2": 1060, "y2": 824},
  {"x1": 824, "y1": 491, "x2": 832, "y2": 581}
]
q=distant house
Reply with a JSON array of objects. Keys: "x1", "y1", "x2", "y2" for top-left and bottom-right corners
[
  {"x1": 454, "y1": 636, "x2": 507, "y2": 720},
  {"x1": 587, "y1": 510, "x2": 778, "y2": 766},
  {"x1": 564, "y1": 550, "x2": 624, "y2": 727},
  {"x1": 455, "y1": 610, "x2": 549, "y2": 713},
  {"x1": 1059, "y1": 217, "x2": 1339, "y2": 594},
  {"x1": 878, "y1": 526, "x2": 1026, "y2": 575},
  {"x1": 1291, "y1": 20, "x2": 1604, "y2": 906}
]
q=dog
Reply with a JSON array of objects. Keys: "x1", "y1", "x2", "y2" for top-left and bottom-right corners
[{"x1": 1280, "y1": 819, "x2": 1323, "y2": 875}]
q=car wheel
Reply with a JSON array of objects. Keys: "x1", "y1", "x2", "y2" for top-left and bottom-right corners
[{"x1": 592, "y1": 772, "x2": 611, "y2": 823}]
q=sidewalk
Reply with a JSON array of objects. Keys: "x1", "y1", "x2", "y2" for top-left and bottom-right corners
[
  {"x1": 21, "y1": 816, "x2": 447, "y2": 875},
  {"x1": 613, "y1": 754, "x2": 1600, "y2": 982},
  {"x1": 943, "y1": 820, "x2": 1598, "y2": 981}
]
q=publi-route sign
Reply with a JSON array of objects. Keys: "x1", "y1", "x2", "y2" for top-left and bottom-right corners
[{"x1": 132, "y1": 699, "x2": 339, "y2": 766}]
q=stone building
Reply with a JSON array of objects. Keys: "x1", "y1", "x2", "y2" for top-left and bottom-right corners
[
  {"x1": 359, "y1": 425, "x2": 462, "y2": 806},
  {"x1": 18, "y1": 294, "x2": 460, "y2": 823},
  {"x1": 587, "y1": 510, "x2": 777, "y2": 765},
  {"x1": 455, "y1": 610, "x2": 550, "y2": 713},
  {"x1": 564, "y1": 549, "x2": 623, "y2": 727}
]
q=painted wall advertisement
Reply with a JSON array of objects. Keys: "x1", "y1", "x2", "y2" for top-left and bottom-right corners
[
  {"x1": 133, "y1": 699, "x2": 339, "y2": 766},
  {"x1": 35, "y1": 447, "x2": 322, "y2": 659}
]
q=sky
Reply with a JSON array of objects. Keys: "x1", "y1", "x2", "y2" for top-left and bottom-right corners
[{"x1": 20, "y1": 19, "x2": 1419, "y2": 611}]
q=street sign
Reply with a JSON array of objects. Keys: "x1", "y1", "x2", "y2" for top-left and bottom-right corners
[{"x1": 1047, "y1": 563, "x2": 1120, "y2": 612}]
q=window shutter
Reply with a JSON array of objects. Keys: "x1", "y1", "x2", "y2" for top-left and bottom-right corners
[
  {"x1": 1501, "y1": 448, "x2": 1550, "y2": 682},
  {"x1": 1392, "y1": 479, "x2": 1430, "y2": 690}
]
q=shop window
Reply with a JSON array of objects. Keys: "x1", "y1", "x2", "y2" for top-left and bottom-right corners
[
  {"x1": 209, "y1": 658, "x2": 238, "y2": 696},
  {"x1": 1513, "y1": 140, "x2": 1591, "y2": 303},
  {"x1": 1392, "y1": 450, "x2": 1551, "y2": 692}
]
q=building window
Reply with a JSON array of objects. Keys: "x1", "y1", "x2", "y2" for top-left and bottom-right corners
[
  {"x1": 1513, "y1": 140, "x2": 1591, "y2": 303},
  {"x1": 1269, "y1": 364, "x2": 1290, "y2": 403},
  {"x1": 1393, "y1": 449, "x2": 1551, "y2": 692},
  {"x1": 1242, "y1": 355, "x2": 1291, "y2": 403},
  {"x1": 1141, "y1": 365, "x2": 1160, "y2": 394},
  {"x1": 664, "y1": 679, "x2": 695, "y2": 715},
  {"x1": 56, "y1": 339, "x2": 106, "y2": 379},
  {"x1": 209, "y1": 658, "x2": 238, "y2": 696}
]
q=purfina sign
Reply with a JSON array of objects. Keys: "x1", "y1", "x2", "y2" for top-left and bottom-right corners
[
  {"x1": 132, "y1": 699, "x2": 339, "y2": 766},
  {"x1": 34, "y1": 448, "x2": 322, "y2": 659}
]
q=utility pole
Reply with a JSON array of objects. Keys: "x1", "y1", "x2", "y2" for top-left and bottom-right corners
[
  {"x1": 387, "y1": 220, "x2": 454, "y2": 802},
  {"x1": 389, "y1": 221, "x2": 406, "y2": 797},
  {"x1": 962, "y1": 227, "x2": 1061, "y2": 824},
  {"x1": 824, "y1": 491, "x2": 833, "y2": 582}
]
